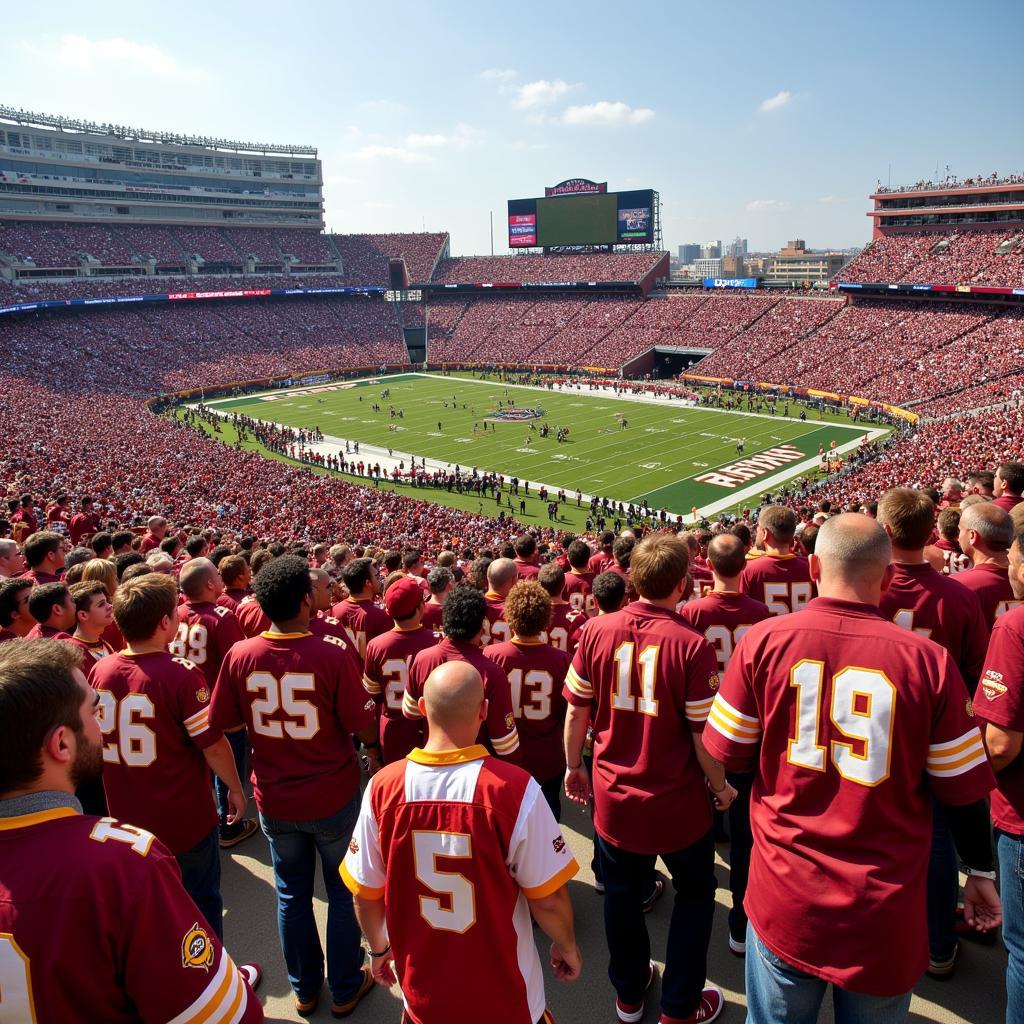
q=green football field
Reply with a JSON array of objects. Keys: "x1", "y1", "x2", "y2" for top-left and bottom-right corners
[{"x1": 206, "y1": 373, "x2": 879, "y2": 517}]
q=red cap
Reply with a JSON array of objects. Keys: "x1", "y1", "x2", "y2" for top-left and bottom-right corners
[{"x1": 384, "y1": 576, "x2": 424, "y2": 620}]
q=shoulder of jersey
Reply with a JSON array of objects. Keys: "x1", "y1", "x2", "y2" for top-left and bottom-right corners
[
  {"x1": 213, "y1": 605, "x2": 232, "y2": 619},
  {"x1": 73, "y1": 815, "x2": 168, "y2": 867}
]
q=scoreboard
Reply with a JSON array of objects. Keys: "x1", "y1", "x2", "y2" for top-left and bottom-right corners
[{"x1": 508, "y1": 188, "x2": 655, "y2": 248}]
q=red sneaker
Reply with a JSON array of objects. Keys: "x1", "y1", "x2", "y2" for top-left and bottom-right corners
[
  {"x1": 659, "y1": 985, "x2": 725, "y2": 1023},
  {"x1": 616, "y1": 961, "x2": 657, "y2": 1023}
]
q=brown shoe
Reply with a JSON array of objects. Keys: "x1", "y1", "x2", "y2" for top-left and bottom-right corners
[
  {"x1": 219, "y1": 818, "x2": 259, "y2": 849},
  {"x1": 331, "y1": 967, "x2": 375, "y2": 1018},
  {"x1": 295, "y1": 993, "x2": 319, "y2": 1018}
]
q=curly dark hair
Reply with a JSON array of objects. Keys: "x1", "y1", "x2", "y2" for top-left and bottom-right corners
[{"x1": 441, "y1": 584, "x2": 487, "y2": 642}]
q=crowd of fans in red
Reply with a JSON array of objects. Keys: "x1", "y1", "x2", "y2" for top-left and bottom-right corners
[{"x1": 431, "y1": 252, "x2": 664, "y2": 286}]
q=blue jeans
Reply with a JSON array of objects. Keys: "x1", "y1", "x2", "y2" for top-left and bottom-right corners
[
  {"x1": 998, "y1": 830, "x2": 1024, "y2": 1024},
  {"x1": 597, "y1": 829, "x2": 716, "y2": 1019},
  {"x1": 927, "y1": 799, "x2": 958, "y2": 960},
  {"x1": 260, "y1": 793, "x2": 364, "y2": 1004},
  {"x1": 216, "y1": 728, "x2": 249, "y2": 839},
  {"x1": 745, "y1": 924, "x2": 912, "y2": 1024},
  {"x1": 176, "y1": 826, "x2": 223, "y2": 941}
]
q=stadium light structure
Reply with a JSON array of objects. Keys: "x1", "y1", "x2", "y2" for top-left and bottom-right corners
[{"x1": 0, "y1": 106, "x2": 317, "y2": 157}]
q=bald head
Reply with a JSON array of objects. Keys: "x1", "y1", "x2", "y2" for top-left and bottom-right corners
[
  {"x1": 178, "y1": 557, "x2": 219, "y2": 600},
  {"x1": 707, "y1": 533, "x2": 747, "y2": 581},
  {"x1": 813, "y1": 514, "x2": 892, "y2": 594},
  {"x1": 487, "y1": 557, "x2": 518, "y2": 597},
  {"x1": 421, "y1": 661, "x2": 485, "y2": 734}
]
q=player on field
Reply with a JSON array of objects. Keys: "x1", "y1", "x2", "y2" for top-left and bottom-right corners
[
  {"x1": 564, "y1": 534, "x2": 736, "y2": 1024},
  {"x1": 484, "y1": 581, "x2": 570, "y2": 819},
  {"x1": 537, "y1": 563, "x2": 587, "y2": 656},
  {"x1": 92, "y1": 573, "x2": 253, "y2": 936},
  {"x1": 211, "y1": 556, "x2": 379, "y2": 1019},
  {"x1": 67, "y1": 580, "x2": 115, "y2": 672},
  {"x1": 342, "y1": 660, "x2": 581, "y2": 1024},
  {"x1": 679, "y1": 533, "x2": 770, "y2": 956},
  {"x1": 363, "y1": 576, "x2": 438, "y2": 763},
  {"x1": 975, "y1": 529, "x2": 1024, "y2": 1023},
  {"x1": 405, "y1": 584, "x2": 521, "y2": 763},
  {"x1": 0, "y1": 577, "x2": 34, "y2": 642},
  {"x1": 422, "y1": 565, "x2": 453, "y2": 633},
  {"x1": 482, "y1": 556, "x2": 517, "y2": 645},
  {"x1": 0, "y1": 640, "x2": 264, "y2": 1022},
  {"x1": 875, "y1": 488, "x2": 992, "y2": 975},
  {"x1": 563, "y1": 540, "x2": 597, "y2": 615},
  {"x1": 954, "y1": 502, "x2": 1021, "y2": 628},
  {"x1": 740, "y1": 506, "x2": 813, "y2": 615},
  {"x1": 704, "y1": 515, "x2": 1000, "y2": 1023},
  {"x1": 331, "y1": 556, "x2": 392, "y2": 663},
  {"x1": 25, "y1": 581, "x2": 76, "y2": 640}
]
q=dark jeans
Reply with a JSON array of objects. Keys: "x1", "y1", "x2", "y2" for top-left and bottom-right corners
[
  {"x1": 597, "y1": 829, "x2": 716, "y2": 1019},
  {"x1": 927, "y1": 799, "x2": 958, "y2": 960},
  {"x1": 216, "y1": 728, "x2": 249, "y2": 839},
  {"x1": 997, "y1": 830, "x2": 1024, "y2": 1024},
  {"x1": 540, "y1": 775, "x2": 562, "y2": 823},
  {"x1": 727, "y1": 770, "x2": 754, "y2": 941},
  {"x1": 260, "y1": 793, "x2": 364, "y2": 1003},
  {"x1": 176, "y1": 825, "x2": 223, "y2": 941}
]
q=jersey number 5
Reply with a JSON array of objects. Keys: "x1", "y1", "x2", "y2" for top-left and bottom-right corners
[
  {"x1": 788, "y1": 660, "x2": 895, "y2": 786},
  {"x1": 413, "y1": 831, "x2": 475, "y2": 933}
]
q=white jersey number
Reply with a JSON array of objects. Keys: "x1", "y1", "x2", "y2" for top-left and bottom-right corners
[
  {"x1": 413, "y1": 831, "x2": 475, "y2": 933},
  {"x1": 380, "y1": 658, "x2": 409, "y2": 712},
  {"x1": 788, "y1": 660, "x2": 895, "y2": 786},
  {"x1": 703, "y1": 624, "x2": 753, "y2": 674},
  {"x1": 246, "y1": 671, "x2": 320, "y2": 740},
  {"x1": 168, "y1": 622, "x2": 209, "y2": 664},
  {"x1": 95, "y1": 691, "x2": 157, "y2": 767},
  {"x1": 611, "y1": 642, "x2": 659, "y2": 717},
  {"x1": 763, "y1": 581, "x2": 813, "y2": 616},
  {"x1": 508, "y1": 669, "x2": 554, "y2": 721},
  {"x1": 0, "y1": 934, "x2": 36, "y2": 1022}
]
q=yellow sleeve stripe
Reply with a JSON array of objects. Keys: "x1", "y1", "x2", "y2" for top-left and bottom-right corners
[
  {"x1": 708, "y1": 702, "x2": 762, "y2": 744},
  {"x1": 184, "y1": 707, "x2": 208, "y2": 727},
  {"x1": 929, "y1": 730, "x2": 984, "y2": 758},
  {"x1": 712, "y1": 695, "x2": 760, "y2": 727},
  {"x1": 522, "y1": 857, "x2": 579, "y2": 900},
  {"x1": 927, "y1": 747, "x2": 988, "y2": 778},
  {"x1": 339, "y1": 859, "x2": 385, "y2": 900},
  {"x1": 491, "y1": 729, "x2": 521, "y2": 754},
  {"x1": 402, "y1": 692, "x2": 423, "y2": 719},
  {"x1": 362, "y1": 674, "x2": 382, "y2": 695},
  {"x1": 565, "y1": 664, "x2": 593, "y2": 698},
  {"x1": 167, "y1": 953, "x2": 244, "y2": 1024},
  {"x1": 185, "y1": 712, "x2": 210, "y2": 737}
]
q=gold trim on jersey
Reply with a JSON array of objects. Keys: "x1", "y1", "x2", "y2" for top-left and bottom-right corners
[
  {"x1": 0, "y1": 807, "x2": 77, "y2": 830},
  {"x1": 340, "y1": 859, "x2": 384, "y2": 900},
  {"x1": 407, "y1": 744, "x2": 489, "y2": 766},
  {"x1": 259, "y1": 631, "x2": 312, "y2": 640},
  {"x1": 521, "y1": 858, "x2": 580, "y2": 900}
]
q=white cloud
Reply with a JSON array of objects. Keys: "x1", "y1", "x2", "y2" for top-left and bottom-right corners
[
  {"x1": 758, "y1": 90, "x2": 792, "y2": 112},
  {"x1": 513, "y1": 79, "x2": 579, "y2": 110},
  {"x1": 406, "y1": 133, "x2": 448, "y2": 149},
  {"x1": 405, "y1": 124, "x2": 482, "y2": 151},
  {"x1": 481, "y1": 68, "x2": 517, "y2": 84},
  {"x1": 746, "y1": 199, "x2": 791, "y2": 212},
  {"x1": 38, "y1": 34, "x2": 195, "y2": 78},
  {"x1": 354, "y1": 145, "x2": 431, "y2": 164},
  {"x1": 562, "y1": 101, "x2": 655, "y2": 126}
]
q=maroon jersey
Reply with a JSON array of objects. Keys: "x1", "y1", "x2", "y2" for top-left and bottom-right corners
[
  {"x1": 0, "y1": 805, "x2": 262, "y2": 1023},
  {"x1": 703, "y1": 596, "x2": 994, "y2": 996},
  {"x1": 588, "y1": 550, "x2": 613, "y2": 575},
  {"x1": 953, "y1": 562, "x2": 1021, "y2": 629},
  {"x1": 740, "y1": 552, "x2": 813, "y2": 615},
  {"x1": 69, "y1": 511, "x2": 100, "y2": 545},
  {"x1": 235, "y1": 595, "x2": 270, "y2": 638},
  {"x1": 422, "y1": 600, "x2": 444, "y2": 634},
  {"x1": 563, "y1": 571, "x2": 596, "y2": 616},
  {"x1": 330, "y1": 596, "x2": 393, "y2": 662},
  {"x1": 544, "y1": 603, "x2": 587, "y2": 656},
  {"x1": 211, "y1": 630, "x2": 374, "y2": 820},
  {"x1": 679, "y1": 591, "x2": 771, "y2": 674},
  {"x1": 976, "y1": 605, "x2": 1024, "y2": 835},
  {"x1": 405, "y1": 637, "x2": 520, "y2": 761},
  {"x1": 878, "y1": 562, "x2": 990, "y2": 689},
  {"x1": 934, "y1": 537, "x2": 970, "y2": 575},
  {"x1": 341, "y1": 749, "x2": 576, "y2": 1024},
  {"x1": 67, "y1": 635, "x2": 115, "y2": 678},
  {"x1": 22, "y1": 569, "x2": 61, "y2": 587},
  {"x1": 0, "y1": 627, "x2": 19, "y2": 644},
  {"x1": 25, "y1": 623, "x2": 73, "y2": 641},
  {"x1": 688, "y1": 563, "x2": 715, "y2": 603},
  {"x1": 363, "y1": 625, "x2": 438, "y2": 763},
  {"x1": 995, "y1": 494, "x2": 1023, "y2": 513},
  {"x1": 481, "y1": 591, "x2": 512, "y2": 646},
  {"x1": 484, "y1": 638, "x2": 571, "y2": 782},
  {"x1": 90, "y1": 651, "x2": 221, "y2": 855},
  {"x1": 170, "y1": 599, "x2": 244, "y2": 689},
  {"x1": 513, "y1": 558, "x2": 540, "y2": 580},
  {"x1": 564, "y1": 602, "x2": 720, "y2": 855}
]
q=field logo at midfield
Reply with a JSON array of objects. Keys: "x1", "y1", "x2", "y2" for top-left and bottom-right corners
[{"x1": 694, "y1": 444, "x2": 805, "y2": 489}]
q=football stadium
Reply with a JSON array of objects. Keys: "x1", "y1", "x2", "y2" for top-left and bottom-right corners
[{"x1": 1, "y1": 33, "x2": 1023, "y2": 1024}]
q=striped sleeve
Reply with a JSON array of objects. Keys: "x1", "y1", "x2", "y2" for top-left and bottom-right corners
[
  {"x1": 402, "y1": 689, "x2": 423, "y2": 719},
  {"x1": 490, "y1": 726, "x2": 521, "y2": 757},
  {"x1": 564, "y1": 663, "x2": 593, "y2": 701},
  {"x1": 166, "y1": 952, "x2": 252, "y2": 1024},
  {"x1": 362, "y1": 672, "x2": 383, "y2": 697},
  {"x1": 184, "y1": 706, "x2": 210, "y2": 739},
  {"x1": 926, "y1": 729, "x2": 988, "y2": 778},
  {"x1": 685, "y1": 695, "x2": 716, "y2": 725},
  {"x1": 707, "y1": 694, "x2": 763, "y2": 745}
]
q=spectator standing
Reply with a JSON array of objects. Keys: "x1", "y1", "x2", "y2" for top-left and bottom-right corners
[
  {"x1": 955, "y1": 503, "x2": 1019, "y2": 628},
  {"x1": 994, "y1": 462, "x2": 1024, "y2": 513},
  {"x1": 740, "y1": 506, "x2": 813, "y2": 615}
]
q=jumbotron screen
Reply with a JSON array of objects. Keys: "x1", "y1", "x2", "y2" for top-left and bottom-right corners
[{"x1": 508, "y1": 189, "x2": 654, "y2": 248}]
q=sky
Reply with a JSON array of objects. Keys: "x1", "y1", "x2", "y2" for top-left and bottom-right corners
[{"x1": 2, "y1": 0, "x2": 1022, "y2": 256}]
